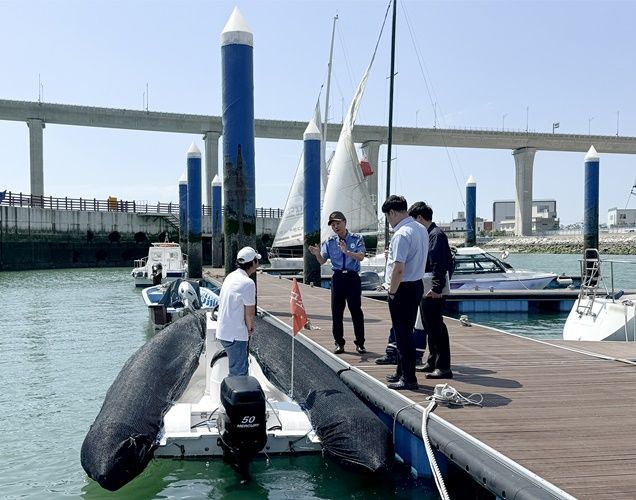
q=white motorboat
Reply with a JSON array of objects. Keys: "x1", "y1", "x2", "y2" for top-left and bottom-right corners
[
  {"x1": 155, "y1": 312, "x2": 321, "y2": 459},
  {"x1": 449, "y1": 247, "x2": 558, "y2": 291},
  {"x1": 131, "y1": 241, "x2": 187, "y2": 287},
  {"x1": 269, "y1": 247, "x2": 558, "y2": 292},
  {"x1": 267, "y1": 252, "x2": 386, "y2": 278},
  {"x1": 563, "y1": 250, "x2": 636, "y2": 341},
  {"x1": 142, "y1": 278, "x2": 218, "y2": 329}
]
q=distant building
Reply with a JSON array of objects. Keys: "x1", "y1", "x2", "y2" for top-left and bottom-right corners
[
  {"x1": 447, "y1": 211, "x2": 487, "y2": 237},
  {"x1": 492, "y1": 200, "x2": 559, "y2": 233},
  {"x1": 608, "y1": 208, "x2": 636, "y2": 228}
]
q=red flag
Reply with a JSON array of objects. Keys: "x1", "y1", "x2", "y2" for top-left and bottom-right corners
[{"x1": 290, "y1": 278, "x2": 307, "y2": 336}]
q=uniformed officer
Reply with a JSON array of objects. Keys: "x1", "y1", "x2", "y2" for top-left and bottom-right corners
[{"x1": 308, "y1": 211, "x2": 366, "y2": 354}]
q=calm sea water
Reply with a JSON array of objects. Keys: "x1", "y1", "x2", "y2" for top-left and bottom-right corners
[
  {"x1": 4, "y1": 254, "x2": 635, "y2": 498},
  {"x1": 0, "y1": 267, "x2": 438, "y2": 499}
]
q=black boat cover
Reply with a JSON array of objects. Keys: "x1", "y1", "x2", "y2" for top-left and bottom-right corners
[
  {"x1": 250, "y1": 317, "x2": 393, "y2": 473},
  {"x1": 80, "y1": 311, "x2": 206, "y2": 491}
]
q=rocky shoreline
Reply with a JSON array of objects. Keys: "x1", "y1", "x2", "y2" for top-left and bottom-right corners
[{"x1": 448, "y1": 234, "x2": 636, "y2": 255}]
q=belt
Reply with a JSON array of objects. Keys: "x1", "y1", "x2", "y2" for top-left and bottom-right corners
[{"x1": 333, "y1": 269, "x2": 358, "y2": 274}]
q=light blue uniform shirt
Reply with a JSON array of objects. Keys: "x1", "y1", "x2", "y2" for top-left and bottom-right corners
[
  {"x1": 385, "y1": 216, "x2": 429, "y2": 284},
  {"x1": 320, "y1": 231, "x2": 366, "y2": 272}
]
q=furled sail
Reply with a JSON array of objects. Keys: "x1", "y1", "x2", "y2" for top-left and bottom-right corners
[{"x1": 320, "y1": 56, "x2": 378, "y2": 243}]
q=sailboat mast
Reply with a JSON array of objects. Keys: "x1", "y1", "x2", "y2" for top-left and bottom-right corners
[
  {"x1": 322, "y1": 15, "x2": 338, "y2": 191},
  {"x1": 384, "y1": 0, "x2": 397, "y2": 247}
]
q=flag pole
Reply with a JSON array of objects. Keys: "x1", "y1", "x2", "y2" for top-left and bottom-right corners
[{"x1": 290, "y1": 333, "x2": 295, "y2": 399}]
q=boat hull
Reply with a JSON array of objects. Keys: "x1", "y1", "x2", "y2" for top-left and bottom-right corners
[
  {"x1": 563, "y1": 294, "x2": 636, "y2": 341},
  {"x1": 450, "y1": 273, "x2": 557, "y2": 291},
  {"x1": 156, "y1": 315, "x2": 320, "y2": 458}
]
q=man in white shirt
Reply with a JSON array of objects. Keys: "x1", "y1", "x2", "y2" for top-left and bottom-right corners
[
  {"x1": 382, "y1": 195, "x2": 429, "y2": 390},
  {"x1": 216, "y1": 246, "x2": 260, "y2": 376}
]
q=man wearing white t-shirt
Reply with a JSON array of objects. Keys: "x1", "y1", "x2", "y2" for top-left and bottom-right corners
[{"x1": 216, "y1": 246, "x2": 260, "y2": 376}]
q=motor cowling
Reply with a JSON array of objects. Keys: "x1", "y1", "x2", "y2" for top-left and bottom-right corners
[
  {"x1": 218, "y1": 376, "x2": 266, "y2": 479},
  {"x1": 151, "y1": 263, "x2": 163, "y2": 285}
]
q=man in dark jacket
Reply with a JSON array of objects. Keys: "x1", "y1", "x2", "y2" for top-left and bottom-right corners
[{"x1": 408, "y1": 201, "x2": 454, "y2": 379}]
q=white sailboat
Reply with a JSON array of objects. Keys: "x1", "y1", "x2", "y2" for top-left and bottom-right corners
[
  {"x1": 270, "y1": 15, "x2": 384, "y2": 273},
  {"x1": 271, "y1": 103, "x2": 325, "y2": 251},
  {"x1": 270, "y1": 16, "x2": 336, "y2": 255},
  {"x1": 563, "y1": 249, "x2": 636, "y2": 341},
  {"x1": 319, "y1": 50, "x2": 379, "y2": 244}
]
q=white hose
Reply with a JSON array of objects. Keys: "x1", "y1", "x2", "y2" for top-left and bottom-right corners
[{"x1": 422, "y1": 400, "x2": 450, "y2": 500}]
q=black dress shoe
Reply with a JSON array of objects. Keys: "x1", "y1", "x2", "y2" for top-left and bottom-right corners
[
  {"x1": 334, "y1": 344, "x2": 344, "y2": 354},
  {"x1": 415, "y1": 363, "x2": 434, "y2": 373},
  {"x1": 425, "y1": 368, "x2": 453, "y2": 379},
  {"x1": 387, "y1": 380, "x2": 418, "y2": 390},
  {"x1": 385, "y1": 373, "x2": 400, "y2": 383},
  {"x1": 355, "y1": 344, "x2": 367, "y2": 354},
  {"x1": 375, "y1": 355, "x2": 397, "y2": 365}
]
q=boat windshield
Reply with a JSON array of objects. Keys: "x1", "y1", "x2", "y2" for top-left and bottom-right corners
[{"x1": 453, "y1": 253, "x2": 506, "y2": 275}]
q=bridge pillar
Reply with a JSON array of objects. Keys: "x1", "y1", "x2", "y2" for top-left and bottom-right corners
[
  {"x1": 361, "y1": 140, "x2": 382, "y2": 216},
  {"x1": 512, "y1": 147, "x2": 537, "y2": 236},
  {"x1": 27, "y1": 119, "x2": 45, "y2": 198},
  {"x1": 203, "y1": 131, "x2": 220, "y2": 208}
]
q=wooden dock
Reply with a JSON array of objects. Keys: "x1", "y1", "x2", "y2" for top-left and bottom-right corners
[{"x1": 206, "y1": 269, "x2": 636, "y2": 499}]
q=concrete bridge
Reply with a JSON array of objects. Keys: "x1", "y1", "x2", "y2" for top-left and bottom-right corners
[{"x1": 3, "y1": 98, "x2": 636, "y2": 235}]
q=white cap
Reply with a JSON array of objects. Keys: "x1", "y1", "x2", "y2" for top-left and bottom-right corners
[
  {"x1": 585, "y1": 145, "x2": 599, "y2": 161},
  {"x1": 303, "y1": 119, "x2": 321, "y2": 141},
  {"x1": 467, "y1": 175, "x2": 476, "y2": 187},
  {"x1": 221, "y1": 7, "x2": 253, "y2": 47},
  {"x1": 237, "y1": 246, "x2": 261, "y2": 264},
  {"x1": 187, "y1": 142, "x2": 201, "y2": 158}
]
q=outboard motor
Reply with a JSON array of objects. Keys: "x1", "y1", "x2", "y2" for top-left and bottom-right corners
[
  {"x1": 218, "y1": 376, "x2": 266, "y2": 481},
  {"x1": 178, "y1": 281, "x2": 200, "y2": 311},
  {"x1": 151, "y1": 262, "x2": 163, "y2": 285}
]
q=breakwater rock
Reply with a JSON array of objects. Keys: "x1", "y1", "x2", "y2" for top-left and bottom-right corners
[{"x1": 448, "y1": 234, "x2": 636, "y2": 255}]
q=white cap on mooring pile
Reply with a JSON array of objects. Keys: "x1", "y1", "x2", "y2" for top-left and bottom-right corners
[
  {"x1": 585, "y1": 145, "x2": 599, "y2": 162},
  {"x1": 304, "y1": 119, "x2": 321, "y2": 141},
  {"x1": 222, "y1": 6, "x2": 253, "y2": 47},
  {"x1": 179, "y1": 173, "x2": 187, "y2": 184},
  {"x1": 187, "y1": 142, "x2": 201, "y2": 158},
  {"x1": 466, "y1": 175, "x2": 476, "y2": 187}
]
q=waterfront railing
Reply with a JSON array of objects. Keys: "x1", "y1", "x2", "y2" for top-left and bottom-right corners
[{"x1": 0, "y1": 191, "x2": 284, "y2": 219}]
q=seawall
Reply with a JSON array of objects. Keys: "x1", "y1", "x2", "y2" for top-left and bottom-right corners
[
  {"x1": 449, "y1": 233, "x2": 636, "y2": 255},
  {"x1": 0, "y1": 206, "x2": 281, "y2": 271}
]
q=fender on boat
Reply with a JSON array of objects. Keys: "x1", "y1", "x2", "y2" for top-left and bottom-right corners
[
  {"x1": 80, "y1": 311, "x2": 206, "y2": 491},
  {"x1": 250, "y1": 317, "x2": 394, "y2": 473}
]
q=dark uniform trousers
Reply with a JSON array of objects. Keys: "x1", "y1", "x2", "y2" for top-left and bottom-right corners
[
  {"x1": 331, "y1": 270, "x2": 365, "y2": 347},
  {"x1": 388, "y1": 279, "x2": 424, "y2": 383},
  {"x1": 421, "y1": 297, "x2": 451, "y2": 370}
]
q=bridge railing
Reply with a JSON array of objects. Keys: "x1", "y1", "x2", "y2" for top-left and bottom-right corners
[{"x1": 0, "y1": 191, "x2": 283, "y2": 219}]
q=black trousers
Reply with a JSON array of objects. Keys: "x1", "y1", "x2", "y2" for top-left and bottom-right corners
[
  {"x1": 331, "y1": 271, "x2": 365, "y2": 347},
  {"x1": 388, "y1": 279, "x2": 423, "y2": 383},
  {"x1": 421, "y1": 297, "x2": 451, "y2": 370}
]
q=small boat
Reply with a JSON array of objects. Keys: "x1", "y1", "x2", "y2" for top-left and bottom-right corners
[
  {"x1": 563, "y1": 249, "x2": 636, "y2": 341},
  {"x1": 268, "y1": 247, "x2": 559, "y2": 292},
  {"x1": 449, "y1": 246, "x2": 559, "y2": 291},
  {"x1": 131, "y1": 241, "x2": 187, "y2": 287},
  {"x1": 81, "y1": 307, "x2": 389, "y2": 491},
  {"x1": 155, "y1": 312, "x2": 321, "y2": 465},
  {"x1": 142, "y1": 278, "x2": 218, "y2": 329}
]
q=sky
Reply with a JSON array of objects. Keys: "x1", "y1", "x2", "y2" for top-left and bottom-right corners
[{"x1": 1, "y1": 0, "x2": 635, "y2": 225}]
